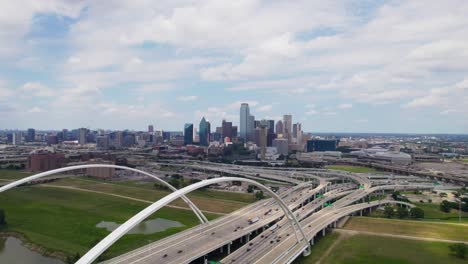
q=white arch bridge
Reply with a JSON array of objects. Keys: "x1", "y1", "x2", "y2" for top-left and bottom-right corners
[{"x1": 0, "y1": 164, "x2": 430, "y2": 264}]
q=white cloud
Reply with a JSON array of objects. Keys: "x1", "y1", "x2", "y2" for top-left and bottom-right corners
[
  {"x1": 256, "y1": 104, "x2": 273, "y2": 112},
  {"x1": 19, "y1": 82, "x2": 54, "y2": 97},
  {"x1": 28, "y1": 107, "x2": 44, "y2": 113},
  {"x1": 323, "y1": 111, "x2": 337, "y2": 116},
  {"x1": 177, "y1": 95, "x2": 198, "y2": 102},
  {"x1": 0, "y1": 80, "x2": 13, "y2": 98},
  {"x1": 306, "y1": 109, "x2": 318, "y2": 115},
  {"x1": 338, "y1": 103, "x2": 353, "y2": 109}
]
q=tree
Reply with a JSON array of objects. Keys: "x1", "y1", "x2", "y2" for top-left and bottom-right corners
[
  {"x1": 255, "y1": 191, "x2": 265, "y2": 200},
  {"x1": 440, "y1": 200, "x2": 452, "y2": 213},
  {"x1": 383, "y1": 205, "x2": 394, "y2": 218},
  {"x1": 409, "y1": 207, "x2": 425, "y2": 219},
  {"x1": 391, "y1": 191, "x2": 400, "y2": 200},
  {"x1": 0, "y1": 209, "x2": 5, "y2": 226},
  {"x1": 168, "y1": 178, "x2": 181, "y2": 189},
  {"x1": 247, "y1": 185, "x2": 255, "y2": 193},
  {"x1": 396, "y1": 206, "x2": 409, "y2": 219},
  {"x1": 449, "y1": 243, "x2": 467, "y2": 259}
]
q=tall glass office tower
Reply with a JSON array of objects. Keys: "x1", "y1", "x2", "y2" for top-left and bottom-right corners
[
  {"x1": 240, "y1": 103, "x2": 250, "y2": 140},
  {"x1": 184, "y1": 123, "x2": 193, "y2": 145},
  {"x1": 199, "y1": 117, "x2": 210, "y2": 146}
]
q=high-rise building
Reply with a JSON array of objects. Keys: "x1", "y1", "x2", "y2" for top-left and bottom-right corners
[
  {"x1": 258, "y1": 120, "x2": 268, "y2": 160},
  {"x1": 231, "y1": 126, "x2": 238, "y2": 138},
  {"x1": 273, "y1": 138, "x2": 289, "y2": 155},
  {"x1": 13, "y1": 132, "x2": 22, "y2": 145},
  {"x1": 267, "y1": 120, "x2": 275, "y2": 134},
  {"x1": 221, "y1": 120, "x2": 233, "y2": 141},
  {"x1": 79, "y1": 128, "x2": 87, "y2": 145},
  {"x1": 97, "y1": 135, "x2": 110, "y2": 150},
  {"x1": 115, "y1": 131, "x2": 123, "y2": 147},
  {"x1": 27, "y1": 128, "x2": 35, "y2": 142},
  {"x1": 254, "y1": 120, "x2": 261, "y2": 129},
  {"x1": 276, "y1": 120, "x2": 284, "y2": 135},
  {"x1": 62, "y1": 129, "x2": 69, "y2": 141},
  {"x1": 248, "y1": 115, "x2": 255, "y2": 141},
  {"x1": 199, "y1": 117, "x2": 210, "y2": 146},
  {"x1": 27, "y1": 150, "x2": 66, "y2": 172},
  {"x1": 292, "y1": 122, "x2": 302, "y2": 143},
  {"x1": 283, "y1": 115, "x2": 292, "y2": 140},
  {"x1": 45, "y1": 135, "x2": 58, "y2": 145},
  {"x1": 148, "y1": 125, "x2": 154, "y2": 133},
  {"x1": 240, "y1": 103, "x2": 250, "y2": 140},
  {"x1": 184, "y1": 123, "x2": 194, "y2": 145}
]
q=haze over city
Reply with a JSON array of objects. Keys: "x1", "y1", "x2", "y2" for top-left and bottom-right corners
[{"x1": 0, "y1": 1, "x2": 467, "y2": 133}]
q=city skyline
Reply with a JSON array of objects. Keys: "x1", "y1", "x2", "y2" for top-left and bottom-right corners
[{"x1": 0, "y1": 1, "x2": 468, "y2": 134}]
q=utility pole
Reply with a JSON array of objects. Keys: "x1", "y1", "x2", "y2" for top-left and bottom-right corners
[{"x1": 458, "y1": 198, "x2": 461, "y2": 223}]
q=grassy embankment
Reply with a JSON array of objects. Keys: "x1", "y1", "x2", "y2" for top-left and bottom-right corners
[
  {"x1": 0, "y1": 169, "x2": 256, "y2": 260},
  {"x1": 324, "y1": 234, "x2": 467, "y2": 264},
  {"x1": 343, "y1": 217, "x2": 468, "y2": 241},
  {"x1": 325, "y1": 165, "x2": 378, "y2": 173},
  {"x1": 295, "y1": 216, "x2": 468, "y2": 263},
  {"x1": 293, "y1": 232, "x2": 340, "y2": 264}
]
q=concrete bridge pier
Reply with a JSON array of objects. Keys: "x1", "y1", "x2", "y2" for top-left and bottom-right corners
[
  {"x1": 247, "y1": 233, "x2": 251, "y2": 243},
  {"x1": 227, "y1": 242, "x2": 232, "y2": 254},
  {"x1": 322, "y1": 228, "x2": 326, "y2": 236},
  {"x1": 360, "y1": 210, "x2": 363, "y2": 216}
]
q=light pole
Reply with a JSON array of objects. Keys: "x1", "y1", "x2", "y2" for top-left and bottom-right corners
[{"x1": 147, "y1": 239, "x2": 151, "y2": 257}]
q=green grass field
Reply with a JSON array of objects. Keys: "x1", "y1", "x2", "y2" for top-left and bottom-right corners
[
  {"x1": 46, "y1": 177, "x2": 253, "y2": 214},
  {"x1": 323, "y1": 234, "x2": 467, "y2": 264},
  {"x1": 0, "y1": 186, "x2": 219, "y2": 260},
  {"x1": 0, "y1": 169, "x2": 256, "y2": 214},
  {"x1": 325, "y1": 165, "x2": 378, "y2": 173},
  {"x1": 0, "y1": 169, "x2": 34, "y2": 180},
  {"x1": 293, "y1": 232, "x2": 340, "y2": 264},
  {"x1": 343, "y1": 217, "x2": 468, "y2": 241},
  {"x1": 0, "y1": 169, "x2": 259, "y2": 260}
]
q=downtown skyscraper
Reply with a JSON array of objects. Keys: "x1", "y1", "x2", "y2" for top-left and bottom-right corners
[
  {"x1": 184, "y1": 123, "x2": 193, "y2": 145},
  {"x1": 199, "y1": 117, "x2": 211, "y2": 146},
  {"x1": 240, "y1": 103, "x2": 250, "y2": 141}
]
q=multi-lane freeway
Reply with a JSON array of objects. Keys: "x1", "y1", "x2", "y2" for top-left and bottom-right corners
[{"x1": 102, "y1": 162, "x2": 437, "y2": 264}]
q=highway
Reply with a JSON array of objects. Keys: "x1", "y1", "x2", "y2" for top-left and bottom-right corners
[{"x1": 102, "y1": 162, "x2": 436, "y2": 264}]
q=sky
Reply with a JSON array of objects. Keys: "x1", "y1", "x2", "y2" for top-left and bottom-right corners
[{"x1": 0, "y1": 0, "x2": 467, "y2": 134}]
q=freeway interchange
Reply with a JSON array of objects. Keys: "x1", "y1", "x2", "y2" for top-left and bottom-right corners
[{"x1": 102, "y1": 162, "x2": 437, "y2": 264}]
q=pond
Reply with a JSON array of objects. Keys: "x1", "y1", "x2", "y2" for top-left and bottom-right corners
[
  {"x1": 0, "y1": 236, "x2": 64, "y2": 264},
  {"x1": 96, "y1": 218, "x2": 184, "y2": 234}
]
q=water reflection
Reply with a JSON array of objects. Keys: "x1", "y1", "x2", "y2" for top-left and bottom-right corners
[
  {"x1": 0, "y1": 236, "x2": 63, "y2": 264},
  {"x1": 96, "y1": 218, "x2": 184, "y2": 234}
]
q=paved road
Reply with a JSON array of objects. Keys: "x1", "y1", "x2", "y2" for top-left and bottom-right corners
[
  {"x1": 101, "y1": 163, "x2": 433, "y2": 264},
  {"x1": 103, "y1": 180, "x2": 325, "y2": 264}
]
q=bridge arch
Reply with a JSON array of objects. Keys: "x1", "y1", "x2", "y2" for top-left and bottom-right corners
[
  {"x1": 0, "y1": 164, "x2": 209, "y2": 224},
  {"x1": 77, "y1": 176, "x2": 311, "y2": 264}
]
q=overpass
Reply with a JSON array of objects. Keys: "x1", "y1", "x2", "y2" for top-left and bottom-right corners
[
  {"x1": 0, "y1": 163, "x2": 438, "y2": 264},
  {"x1": 101, "y1": 164, "x2": 434, "y2": 264}
]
